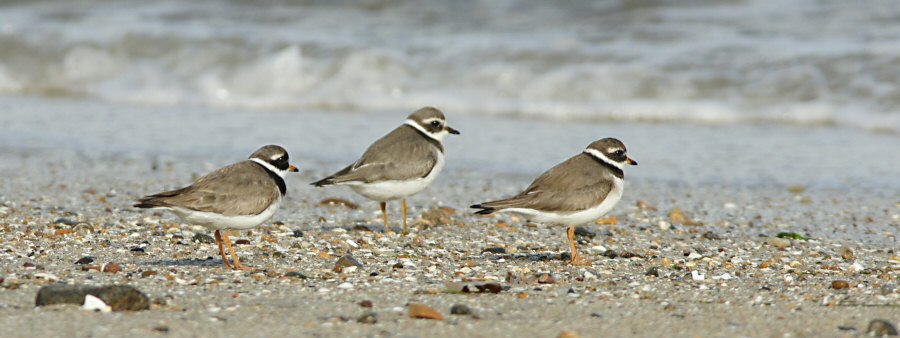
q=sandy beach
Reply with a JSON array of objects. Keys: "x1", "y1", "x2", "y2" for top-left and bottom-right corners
[{"x1": 0, "y1": 97, "x2": 898, "y2": 337}]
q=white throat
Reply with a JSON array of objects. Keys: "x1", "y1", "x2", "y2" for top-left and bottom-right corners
[
  {"x1": 584, "y1": 149, "x2": 624, "y2": 170},
  {"x1": 250, "y1": 158, "x2": 288, "y2": 179},
  {"x1": 404, "y1": 119, "x2": 447, "y2": 142}
]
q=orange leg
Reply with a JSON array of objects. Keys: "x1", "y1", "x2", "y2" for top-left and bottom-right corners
[
  {"x1": 222, "y1": 231, "x2": 252, "y2": 271},
  {"x1": 380, "y1": 202, "x2": 393, "y2": 235},
  {"x1": 402, "y1": 198, "x2": 408, "y2": 235},
  {"x1": 567, "y1": 227, "x2": 592, "y2": 266},
  {"x1": 214, "y1": 230, "x2": 233, "y2": 269}
]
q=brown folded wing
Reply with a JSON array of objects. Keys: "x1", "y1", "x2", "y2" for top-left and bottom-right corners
[
  {"x1": 136, "y1": 161, "x2": 280, "y2": 216},
  {"x1": 315, "y1": 125, "x2": 438, "y2": 185}
]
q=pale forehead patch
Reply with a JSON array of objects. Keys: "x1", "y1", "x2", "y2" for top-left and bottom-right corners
[
  {"x1": 421, "y1": 117, "x2": 444, "y2": 124},
  {"x1": 606, "y1": 147, "x2": 622, "y2": 153}
]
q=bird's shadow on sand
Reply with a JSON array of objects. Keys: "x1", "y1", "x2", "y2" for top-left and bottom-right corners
[
  {"x1": 483, "y1": 252, "x2": 571, "y2": 262},
  {"x1": 142, "y1": 257, "x2": 222, "y2": 267}
]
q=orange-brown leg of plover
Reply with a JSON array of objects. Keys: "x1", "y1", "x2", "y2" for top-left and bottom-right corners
[
  {"x1": 214, "y1": 230, "x2": 233, "y2": 269},
  {"x1": 402, "y1": 199, "x2": 408, "y2": 235},
  {"x1": 594, "y1": 215, "x2": 618, "y2": 225},
  {"x1": 380, "y1": 202, "x2": 393, "y2": 235},
  {"x1": 222, "y1": 231, "x2": 252, "y2": 271},
  {"x1": 567, "y1": 226, "x2": 592, "y2": 266}
]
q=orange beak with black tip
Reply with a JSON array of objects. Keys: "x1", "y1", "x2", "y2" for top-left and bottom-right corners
[
  {"x1": 289, "y1": 164, "x2": 299, "y2": 172},
  {"x1": 626, "y1": 157, "x2": 637, "y2": 166}
]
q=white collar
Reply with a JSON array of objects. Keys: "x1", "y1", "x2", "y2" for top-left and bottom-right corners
[{"x1": 583, "y1": 148, "x2": 624, "y2": 170}]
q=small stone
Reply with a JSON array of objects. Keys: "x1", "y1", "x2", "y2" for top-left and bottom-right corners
[
  {"x1": 559, "y1": 331, "x2": 580, "y2": 338},
  {"x1": 234, "y1": 239, "x2": 251, "y2": 245},
  {"x1": 461, "y1": 282, "x2": 502, "y2": 294},
  {"x1": 75, "y1": 257, "x2": 94, "y2": 265},
  {"x1": 409, "y1": 303, "x2": 443, "y2": 320},
  {"x1": 152, "y1": 326, "x2": 170, "y2": 333},
  {"x1": 840, "y1": 247, "x2": 854, "y2": 261},
  {"x1": 335, "y1": 255, "x2": 363, "y2": 270},
  {"x1": 866, "y1": 319, "x2": 898, "y2": 336},
  {"x1": 192, "y1": 233, "x2": 215, "y2": 244},
  {"x1": 573, "y1": 226, "x2": 595, "y2": 239},
  {"x1": 102, "y1": 263, "x2": 121, "y2": 273},
  {"x1": 23, "y1": 262, "x2": 35, "y2": 269},
  {"x1": 351, "y1": 225, "x2": 371, "y2": 232},
  {"x1": 537, "y1": 273, "x2": 555, "y2": 284},
  {"x1": 82, "y1": 294, "x2": 111, "y2": 312},
  {"x1": 357, "y1": 311, "x2": 377, "y2": 324},
  {"x1": 657, "y1": 221, "x2": 671, "y2": 231},
  {"x1": 645, "y1": 267, "x2": 660, "y2": 277},
  {"x1": 482, "y1": 247, "x2": 507, "y2": 254},
  {"x1": 668, "y1": 208, "x2": 688, "y2": 224},
  {"x1": 450, "y1": 304, "x2": 472, "y2": 315},
  {"x1": 292, "y1": 230, "x2": 303, "y2": 237},
  {"x1": 787, "y1": 185, "x2": 805, "y2": 194},
  {"x1": 140, "y1": 270, "x2": 157, "y2": 278},
  {"x1": 359, "y1": 300, "x2": 373, "y2": 308},
  {"x1": 284, "y1": 271, "x2": 307, "y2": 279},
  {"x1": 636, "y1": 200, "x2": 656, "y2": 211},
  {"x1": 832, "y1": 280, "x2": 850, "y2": 290},
  {"x1": 54, "y1": 218, "x2": 78, "y2": 226},
  {"x1": 317, "y1": 198, "x2": 359, "y2": 209},
  {"x1": 36, "y1": 285, "x2": 150, "y2": 311},
  {"x1": 766, "y1": 237, "x2": 791, "y2": 249}
]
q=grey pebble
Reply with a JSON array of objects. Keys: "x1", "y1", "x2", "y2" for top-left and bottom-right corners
[
  {"x1": 35, "y1": 285, "x2": 150, "y2": 311},
  {"x1": 335, "y1": 255, "x2": 363, "y2": 268},
  {"x1": 357, "y1": 311, "x2": 377, "y2": 324},
  {"x1": 192, "y1": 233, "x2": 215, "y2": 244},
  {"x1": 450, "y1": 304, "x2": 472, "y2": 315}
]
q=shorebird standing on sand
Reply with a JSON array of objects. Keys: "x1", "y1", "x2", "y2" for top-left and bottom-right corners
[
  {"x1": 471, "y1": 138, "x2": 636, "y2": 266},
  {"x1": 312, "y1": 107, "x2": 460, "y2": 235},
  {"x1": 135, "y1": 145, "x2": 299, "y2": 270}
]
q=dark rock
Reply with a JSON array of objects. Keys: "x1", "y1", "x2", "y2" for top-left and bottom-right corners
[
  {"x1": 357, "y1": 311, "x2": 377, "y2": 324},
  {"x1": 140, "y1": 270, "x2": 157, "y2": 278},
  {"x1": 450, "y1": 304, "x2": 472, "y2": 315},
  {"x1": 35, "y1": 285, "x2": 150, "y2": 311},
  {"x1": 867, "y1": 319, "x2": 898, "y2": 336},
  {"x1": 284, "y1": 271, "x2": 308, "y2": 279},
  {"x1": 234, "y1": 239, "x2": 251, "y2": 245},
  {"x1": 152, "y1": 326, "x2": 170, "y2": 333},
  {"x1": 359, "y1": 300, "x2": 373, "y2": 308},
  {"x1": 392, "y1": 262, "x2": 404, "y2": 269},
  {"x1": 574, "y1": 226, "x2": 596, "y2": 239},
  {"x1": 130, "y1": 247, "x2": 145, "y2": 253},
  {"x1": 351, "y1": 225, "x2": 371, "y2": 232},
  {"x1": 602, "y1": 250, "x2": 618, "y2": 259},
  {"x1": 461, "y1": 282, "x2": 502, "y2": 294},
  {"x1": 645, "y1": 267, "x2": 660, "y2": 277},
  {"x1": 335, "y1": 255, "x2": 363, "y2": 269},
  {"x1": 192, "y1": 233, "x2": 215, "y2": 244},
  {"x1": 701, "y1": 231, "x2": 721, "y2": 240},
  {"x1": 482, "y1": 247, "x2": 507, "y2": 254},
  {"x1": 74, "y1": 257, "x2": 94, "y2": 265},
  {"x1": 23, "y1": 262, "x2": 35, "y2": 268}
]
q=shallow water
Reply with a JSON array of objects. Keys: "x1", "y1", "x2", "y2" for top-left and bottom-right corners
[{"x1": 1, "y1": 0, "x2": 899, "y2": 132}]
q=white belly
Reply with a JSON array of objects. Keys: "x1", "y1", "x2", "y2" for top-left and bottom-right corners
[
  {"x1": 502, "y1": 177, "x2": 624, "y2": 226},
  {"x1": 163, "y1": 198, "x2": 281, "y2": 230},
  {"x1": 346, "y1": 152, "x2": 445, "y2": 202}
]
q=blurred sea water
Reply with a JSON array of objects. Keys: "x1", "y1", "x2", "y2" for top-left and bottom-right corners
[{"x1": 1, "y1": 0, "x2": 899, "y2": 133}]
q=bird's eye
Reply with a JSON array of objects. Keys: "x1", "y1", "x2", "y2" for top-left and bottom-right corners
[
  {"x1": 430, "y1": 120, "x2": 441, "y2": 127},
  {"x1": 615, "y1": 150, "x2": 625, "y2": 156}
]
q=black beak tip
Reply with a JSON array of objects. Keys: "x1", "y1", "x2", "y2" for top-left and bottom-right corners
[{"x1": 448, "y1": 128, "x2": 460, "y2": 135}]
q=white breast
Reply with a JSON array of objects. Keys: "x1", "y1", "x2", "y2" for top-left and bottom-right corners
[
  {"x1": 348, "y1": 151, "x2": 445, "y2": 202},
  {"x1": 164, "y1": 197, "x2": 282, "y2": 230},
  {"x1": 502, "y1": 176, "x2": 624, "y2": 226}
]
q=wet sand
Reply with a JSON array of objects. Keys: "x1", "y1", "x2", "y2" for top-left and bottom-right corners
[{"x1": 0, "y1": 97, "x2": 898, "y2": 337}]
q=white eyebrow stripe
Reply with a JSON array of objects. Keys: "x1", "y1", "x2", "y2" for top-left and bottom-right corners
[{"x1": 584, "y1": 148, "x2": 624, "y2": 170}]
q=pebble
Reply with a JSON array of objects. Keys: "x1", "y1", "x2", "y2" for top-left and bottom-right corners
[
  {"x1": 866, "y1": 319, "x2": 898, "y2": 336},
  {"x1": 35, "y1": 285, "x2": 150, "y2": 311},
  {"x1": 658, "y1": 221, "x2": 671, "y2": 231},
  {"x1": 101, "y1": 263, "x2": 121, "y2": 273},
  {"x1": 82, "y1": 294, "x2": 112, "y2": 313},
  {"x1": 75, "y1": 257, "x2": 94, "y2": 265},
  {"x1": 645, "y1": 267, "x2": 660, "y2": 277},
  {"x1": 234, "y1": 239, "x2": 251, "y2": 245},
  {"x1": 831, "y1": 280, "x2": 850, "y2": 290},
  {"x1": 337, "y1": 282, "x2": 353, "y2": 289},
  {"x1": 357, "y1": 312, "x2": 377, "y2": 324},
  {"x1": 359, "y1": 300, "x2": 373, "y2": 308},
  {"x1": 450, "y1": 304, "x2": 472, "y2": 315},
  {"x1": 192, "y1": 233, "x2": 215, "y2": 244},
  {"x1": 840, "y1": 247, "x2": 854, "y2": 261},
  {"x1": 559, "y1": 331, "x2": 580, "y2": 338},
  {"x1": 537, "y1": 273, "x2": 556, "y2": 284},
  {"x1": 335, "y1": 255, "x2": 363, "y2": 269},
  {"x1": 292, "y1": 230, "x2": 304, "y2": 237},
  {"x1": 283, "y1": 271, "x2": 308, "y2": 279},
  {"x1": 766, "y1": 237, "x2": 791, "y2": 249},
  {"x1": 408, "y1": 303, "x2": 443, "y2": 320},
  {"x1": 573, "y1": 226, "x2": 595, "y2": 239},
  {"x1": 482, "y1": 247, "x2": 507, "y2": 254}
]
